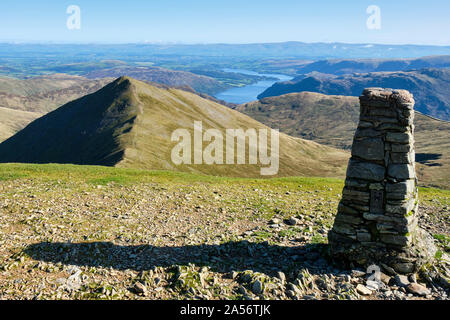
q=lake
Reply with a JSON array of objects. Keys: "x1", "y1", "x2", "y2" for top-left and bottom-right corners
[{"x1": 214, "y1": 68, "x2": 293, "y2": 104}]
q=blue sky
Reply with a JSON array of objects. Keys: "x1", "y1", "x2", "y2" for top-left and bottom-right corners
[{"x1": 0, "y1": 0, "x2": 449, "y2": 45}]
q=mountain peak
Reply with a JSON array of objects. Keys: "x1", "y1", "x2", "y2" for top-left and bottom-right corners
[
  {"x1": 106, "y1": 75, "x2": 136, "y2": 93},
  {"x1": 114, "y1": 75, "x2": 134, "y2": 85}
]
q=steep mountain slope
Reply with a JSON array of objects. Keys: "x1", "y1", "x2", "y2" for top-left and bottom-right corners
[
  {"x1": 294, "y1": 55, "x2": 450, "y2": 75},
  {"x1": 0, "y1": 77, "x2": 349, "y2": 178},
  {"x1": 237, "y1": 92, "x2": 450, "y2": 188},
  {"x1": 258, "y1": 68, "x2": 450, "y2": 120}
]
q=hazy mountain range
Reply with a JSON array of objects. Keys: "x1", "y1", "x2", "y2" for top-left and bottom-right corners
[{"x1": 2, "y1": 42, "x2": 450, "y2": 60}]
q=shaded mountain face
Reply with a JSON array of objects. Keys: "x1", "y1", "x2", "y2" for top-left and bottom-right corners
[
  {"x1": 294, "y1": 55, "x2": 450, "y2": 75},
  {"x1": 0, "y1": 77, "x2": 349, "y2": 179},
  {"x1": 237, "y1": 92, "x2": 450, "y2": 189},
  {"x1": 0, "y1": 75, "x2": 114, "y2": 142},
  {"x1": 258, "y1": 68, "x2": 450, "y2": 121},
  {"x1": 0, "y1": 77, "x2": 139, "y2": 166}
]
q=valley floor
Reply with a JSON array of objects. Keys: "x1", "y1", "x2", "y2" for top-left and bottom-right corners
[{"x1": 0, "y1": 164, "x2": 448, "y2": 300}]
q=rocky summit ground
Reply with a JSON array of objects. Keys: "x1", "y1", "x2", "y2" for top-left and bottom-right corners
[{"x1": 0, "y1": 164, "x2": 448, "y2": 300}]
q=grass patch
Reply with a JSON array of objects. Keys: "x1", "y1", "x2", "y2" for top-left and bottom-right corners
[
  {"x1": 0, "y1": 163, "x2": 347, "y2": 190},
  {"x1": 433, "y1": 234, "x2": 450, "y2": 253},
  {"x1": 0, "y1": 171, "x2": 29, "y2": 181},
  {"x1": 88, "y1": 176, "x2": 133, "y2": 186},
  {"x1": 311, "y1": 234, "x2": 328, "y2": 244},
  {"x1": 251, "y1": 230, "x2": 273, "y2": 242}
]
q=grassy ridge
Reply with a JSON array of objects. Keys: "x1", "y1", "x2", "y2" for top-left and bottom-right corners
[
  {"x1": 0, "y1": 163, "x2": 343, "y2": 185},
  {"x1": 0, "y1": 163, "x2": 447, "y2": 196}
]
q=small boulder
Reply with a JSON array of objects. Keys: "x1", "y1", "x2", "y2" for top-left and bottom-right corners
[
  {"x1": 394, "y1": 274, "x2": 410, "y2": 287},
  {"x1": 408, "y1": 273, "x2": 417, "y2": 283},
  {"x1": 270, "y1": 218, "x2": 282, "y2": 225},
  {"x1": 380, "y1": 272, "x2": 392, "y2": 285},
  {"x1": 252, "y1": 280, "x2": 263, "y2": 294},
  {"x1": 356, "y1": 284, "x2": 373, "y2": 296},
  {"x1": 276, "y1": 271, "x2": 286, "y2": 284},
  {"x1": 351, "y1": 270, "x2": 366, "y2": 278},
  {"x1": 286, "y1": 217, "x2": 299, "y2": 226},
  {"x1": 366, "y1": 280, "x2": 380, "y2": 291},
  {"x1": 406, "y1": 283, "x2": 430, "y2": 296},
  {"x1": 133, "y1": 282, "x2": 147, "y2": 295}
]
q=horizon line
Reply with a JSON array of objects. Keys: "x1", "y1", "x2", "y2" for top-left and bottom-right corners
[{"x1": 1, "y1": 40, "x2": 450, "y2": 47}]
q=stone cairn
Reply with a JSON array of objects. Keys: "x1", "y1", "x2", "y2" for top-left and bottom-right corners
[{"x1": 328, "y1": 88, "x2": 436, "y2": 274}]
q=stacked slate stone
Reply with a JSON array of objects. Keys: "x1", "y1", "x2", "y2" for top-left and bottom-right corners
[{"x1": 328, "y1": 88, "x2": 436, "y2": 274}]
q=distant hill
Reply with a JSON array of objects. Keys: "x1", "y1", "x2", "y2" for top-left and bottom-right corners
[
  {"x1": 0, "y1": 77, "x2": 349, "y2": 178},
  {"x1": 0, "y1": 74, "x2": 113, "y2": 142},
  {"x1": 237, "y1": 92, "x2": 450, "y2": 188},
  {"x1": 294, "y1": 55, "x2": 450, "y2": 75},
  {"x1": 0, "y1": 74, "x2": 113, "y2": 113},
  {"x1": 84, "y1": 66, "x2": 229, "y2": 96},
  {"x1": 258, "y1": 68, "x2": 450, "y2": 120},
  {"x1": 238, "y1": 93, "x2": 360, "y2": 149}
]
